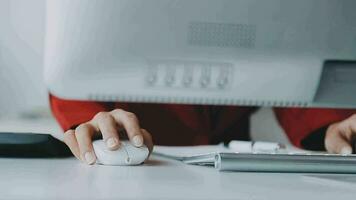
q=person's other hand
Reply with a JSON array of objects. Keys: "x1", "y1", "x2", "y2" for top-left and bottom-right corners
[
  {"x1": 325, "y1": 114, "x2": 356, "y2": 155},
  {"x1": 63, "y1": 109, "x2": 154, "y2": 164}
]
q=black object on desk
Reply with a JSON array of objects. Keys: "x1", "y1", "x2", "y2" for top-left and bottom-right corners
[{"x1": 0, "y1": 132, "x2": 72, "y2": 157}]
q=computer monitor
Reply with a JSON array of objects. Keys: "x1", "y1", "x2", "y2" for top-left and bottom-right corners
[{"x1": 44, "y1": 0, "x2": 356, "y2": 108}]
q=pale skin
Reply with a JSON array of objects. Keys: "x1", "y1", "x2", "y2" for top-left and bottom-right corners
[
  {"x1": 325, "y1": 114, "x2": 356, "y2": 155},
  {"x1": 63, "y1": 108, "x2": 356, "y2": 165}
]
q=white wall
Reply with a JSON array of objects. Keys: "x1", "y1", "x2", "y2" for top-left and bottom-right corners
[{"x1": 0, "y1": 0, "x2": 47, "y2": 117}]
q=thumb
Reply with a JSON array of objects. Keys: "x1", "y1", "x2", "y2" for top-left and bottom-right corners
[{"x1": 325, "y1": 124, "x2": 353, "y2": 155}]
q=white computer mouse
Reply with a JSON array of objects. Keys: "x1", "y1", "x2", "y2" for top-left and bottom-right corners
[{"x1": 93, "y1": 140, "x2": 149, "y2": 166}]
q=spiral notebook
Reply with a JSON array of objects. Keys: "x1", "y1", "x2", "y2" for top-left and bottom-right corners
[{"x1": 153, "y1": 145, "x2": 356, "y2": 173}]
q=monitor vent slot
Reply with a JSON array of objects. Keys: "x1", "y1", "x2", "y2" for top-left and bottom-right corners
[
  {"x1": 187, "y1": 22, "x2": 256, "y2": 48},
  {"x1": 88, "y1": 94, "x2": 308, "y2": 107}
]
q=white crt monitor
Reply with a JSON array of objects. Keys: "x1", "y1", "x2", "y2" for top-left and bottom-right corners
[{"x1": 44, "y1": 0, "x2": 356, "y2": 108}]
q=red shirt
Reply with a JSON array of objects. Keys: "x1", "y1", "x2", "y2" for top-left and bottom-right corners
[{"x1": 49, "y1": 94, "x2": 355, "y2": 148}]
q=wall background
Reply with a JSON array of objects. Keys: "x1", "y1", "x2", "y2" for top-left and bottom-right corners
[{"x1": 0, "y1": 0, "x2": 47, "y2": 117}]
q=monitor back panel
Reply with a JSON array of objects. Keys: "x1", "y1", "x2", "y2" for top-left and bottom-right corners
[{"x1": 44, "y1": 0, "x2": 356, "y2": 108}]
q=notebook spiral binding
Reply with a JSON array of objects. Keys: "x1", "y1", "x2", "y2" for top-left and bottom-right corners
[{"x1": 88, "y1": 94, "x2": 309, "y2": 107}]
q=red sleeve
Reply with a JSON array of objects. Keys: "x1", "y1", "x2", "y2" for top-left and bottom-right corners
[
  {"x1": 49, "y1": 94, "x2": 116, "y2": 131},
  {"x1": 274, "y1": 108, "x2": 355, "y2": 148}
]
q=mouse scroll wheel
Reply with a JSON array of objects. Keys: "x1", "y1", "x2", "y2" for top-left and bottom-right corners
[
  {"x1": 122, "y1": 144, "x2": 131, "y2": 164},
  {"x1": 125, "y1": 157, "x2": 131, "y2": 164}
]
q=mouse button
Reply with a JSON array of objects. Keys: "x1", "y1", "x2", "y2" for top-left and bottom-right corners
[
  {"x1": 95, "y1": 149, "x2": 128, "y2": 165},
  {"x1": 124, "y1": 144, "x2": 149, "y2": 164},
  {"x1": 121, "y1": 141, "x2": 148, "y2": 154},
  {"x1": 93, "y1": 140, "x2": 129, "y2": 165},
  {"x1": 92, "y1": 140, "x2": 106, "y2": 149},
  {"x1": 124, "y1": 143, "x2": 148, "y2": 154}
]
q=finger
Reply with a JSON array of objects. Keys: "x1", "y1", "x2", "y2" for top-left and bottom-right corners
[
  {"x1": 111, "y1": 109, "x2": 143, "y2": 147},
  {"x1": 93, "y1": 112, "x2": 120, "y2": 150},
  {"x1": 325, "y1": 126, "x2": 353, "y2": 154},
  {"x1": 63, "y1": 130, "x2": 81, "y2": 160},
  {"x1": 141, "y1": 129, "x2": 154, "y2": 154},
  {"x1": 337, "y1": 116, "x2": 356, "y2": 152},
  {"x1": 338, "y1": 117, "x2": 356, "y2": 141},
  {"x1": 346, "y1": 118, "x2": 356, "y2": 152},
  {"x1": 75, "y1": 123, "x2": 97, "y2": 165}
]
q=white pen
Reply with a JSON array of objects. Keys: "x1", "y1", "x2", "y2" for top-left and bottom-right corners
[{"x1": 228, "y1": 140, "x2": 287, "y2": 153}]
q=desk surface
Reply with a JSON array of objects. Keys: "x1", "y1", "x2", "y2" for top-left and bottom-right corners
[
  {"x1": 0, "y1": 155, "x2": 355, "y2": 200},
  {"x1": 0, "y1": 118, "x2": 355, "y2": 199}
]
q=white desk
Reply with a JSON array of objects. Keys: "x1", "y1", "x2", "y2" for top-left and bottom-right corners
[
  {"x1": 0, "y1": 155, "x2": 355, "y2": 200},
  {"x1": 1, "y1": 117, "x2": 355, "y2": 199}
]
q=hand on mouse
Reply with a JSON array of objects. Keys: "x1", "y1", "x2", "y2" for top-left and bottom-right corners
[
  {"x1": 63, "y1": 109, "x2": 154, "y2": 165},
  {"x1": 325, "y1": 114, "x2": 356, "y2": 155}
]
